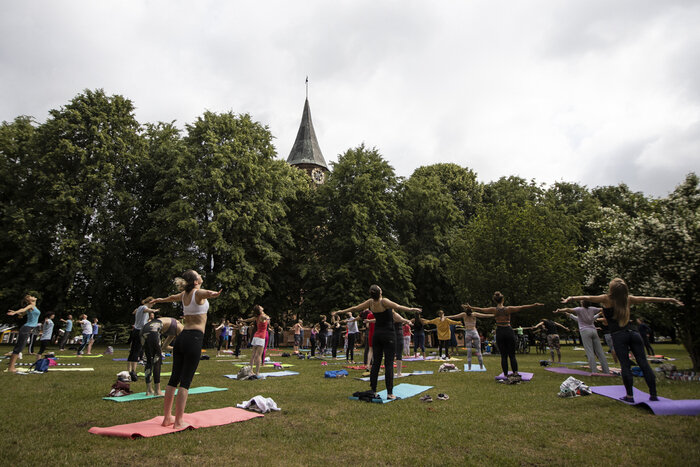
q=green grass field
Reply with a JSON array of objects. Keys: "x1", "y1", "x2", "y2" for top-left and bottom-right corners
[{"x1": 1, "y1": 343, "x2": 699, "y2": 466}]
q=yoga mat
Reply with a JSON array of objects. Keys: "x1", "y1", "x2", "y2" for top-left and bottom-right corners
[
  {"x1": 12, "y1": 367, "x2": 94, "y2": 373},
  {"x1": 402, "y1": 357, "x2": 425, "y2": 362},
  {"x1": 590, "y1": 385, "x2": 700, "y2": 416},
  {"x1": 137, "y1": 372, "x2": 199, "y2": 377},
  {"x1": 89, "y1": 407, "x2": 263, "y2": 438},
  {"x1": 57, "y1": 354, "x2": 103, "y2": 358},
  {"x1": 103, "y1": 386, "x2": 228, "y2": 402},
  {"x1": 495, "y1": 372, "x2": 534, "y2": 381},
  {"x1": 545, "y1": 367, "x2": 614, "y2": 377},
  {"x1": 352, "y1": 383, "x2": 433, "y2": 404},
  {"x1": 355, "y1": 371, "x2": 434, "y2": 382},
  {"x1": 463, "y1": 365, "x2": 487, "y2": 372},
  {"x1": 224, "y1": 371, "x2": 299, "y2": 380},
  {"x1": 425, "y1": 356, "x2": 463, "y2": 362},
  {"x1": 233, "y1": 363, "x2": 293, "y2": 368},
  {"x1": 112, "y1": 358, "x2": 128, "y2": 361}
]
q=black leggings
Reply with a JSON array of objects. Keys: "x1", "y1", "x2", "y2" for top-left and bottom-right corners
[
  {"x1": 127, "y1": 328, "x2": 143, "y2": 362},
  {"x1": 438, "y1": 339, "x2": 450, "y2": 358},
  {"x1": 370, "y1": 330, "x2": 395, "y2": 395},
  {"x1": 217, "y1": 335, "x2": 226, "y2": 351},
  {"x1": 234, "y1": 334, "x2": 242, "y2": 357},
  {"x1": 310, "y1": 336, "x2": 316, "y2": 357},
  {"x1": 347, "y1": 333, "x2": 357, "y2": 361},
  {"x1": 496, "y1": 326, "x2": 518, "y2": 375},
  {"x1": 613, "y1": 329, "x2": 656, "y2": 397},
  {"x1": 413, "y1": 331, "x2": 425, "y2": 354},
  {"x1": 332, "y1": 329, "x2": 341, "y2": 358},
  {"x1": 39, "y1": 339, "x2": 51, "y2": 355},
  {"x1": 142, "y1": 332, "x2": 162, "y2": 385},
  {"x1": 363, "y1": 331, "x2": 371, "y2": 365},
  {"x1": 168, "y1": 329, "x2": 203, "y2": 390}
]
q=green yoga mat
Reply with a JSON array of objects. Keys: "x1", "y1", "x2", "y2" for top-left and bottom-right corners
[
  {"x1": 57, "y1": 354, "x2": 103, "y2": 358},
  {"x1": 136, "y1": 371, "x2": 200, "y2": 377},
  {"x1": 103, "y1": 386, "x2": 227, "y2": 402}
]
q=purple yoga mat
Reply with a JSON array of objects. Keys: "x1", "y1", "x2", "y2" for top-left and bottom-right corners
[
  {"x1": 591, "y1": 385, "x2": 700, "y2": 416},
  {"x1": 495, "y1": 372, "x2": 533, "y2": 381},
  {"x1": 545, "y1": 367, "x2": 614, "y2": 377}
]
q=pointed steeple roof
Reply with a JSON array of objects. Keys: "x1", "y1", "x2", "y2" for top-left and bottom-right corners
[{"x1": 287, "y1": 98, "x2": 328, "y2": 170}]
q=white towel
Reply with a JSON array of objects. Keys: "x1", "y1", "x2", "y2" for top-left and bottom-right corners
[{"x1": 236, "y1": 395, "x2": 281, "y2": 413}]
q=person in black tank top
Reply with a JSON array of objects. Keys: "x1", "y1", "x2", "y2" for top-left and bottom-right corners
[
  {"x1": 336, "y1": 285, "x2": 419, "y2": 400},
  {"x1": 563, "y1": 278, "x2": 683, "y2": 402},
  {"x1": 466, "y1": 292, "x2": 544, "y2": 378}
]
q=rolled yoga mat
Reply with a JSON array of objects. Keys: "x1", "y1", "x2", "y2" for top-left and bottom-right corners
[
  {"x1": 103, "y1": 386, "x2": 228, "y2": 402},
  {"x1": 590, "y1": 385, "x2": 700, "y2": 416},
  {"x1": 89, "y1": 407, "x2": 263, "y2": 438}
]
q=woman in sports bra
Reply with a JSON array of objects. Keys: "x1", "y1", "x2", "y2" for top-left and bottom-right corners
[
  {"x1": 337, "y1": 285, "x2": 418, "y2": 400},
  {"x1": 466, "y1": 292, "x2": 543, "y2": 379},
  {"x1": 563, "y1": 278, "x2": 683, "y2": 402},
  {"x1": 446, "y1": 305, "x2": 492, "y2": 370},
  {"x1": 148, "y1": 269, "x2": 221, "y2": 429}
]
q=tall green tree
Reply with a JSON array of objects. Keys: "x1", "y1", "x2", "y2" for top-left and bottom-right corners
[
  {"x1": 583, "y1": 173, "x2": 700, "y2": 369},
  {"x1": 303, "y1": 144, "x2": 414, "y2": 314}
]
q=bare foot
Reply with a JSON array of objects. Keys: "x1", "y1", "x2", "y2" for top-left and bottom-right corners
[
  {"x1": 172, "y1": 420, "x2": 189, "y2": 430},
  {"x1": 387, "y1": 394, "x2": 397, "y2": 400},
  {"x1": 161, "y1": 416, "x2": 175, "y2": 427},
  {"x1": 155, "y1": 391, "x2": 164, "y2": 396},
  {"x1": 146, "y1": 391, "x2": 154, "y2": 396}
]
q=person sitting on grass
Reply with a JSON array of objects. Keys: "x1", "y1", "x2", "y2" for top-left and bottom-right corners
[{"x1": 562, "y1": 278, "x2": 683, "y2": 402}]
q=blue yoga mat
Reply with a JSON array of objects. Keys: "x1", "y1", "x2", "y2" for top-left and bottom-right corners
[
  {"x1": 463, "y1": 365, "x2": 487, "y2": 372},
  {"x1": 350, "y1": 383, "x2": 433, "y2": 403}
]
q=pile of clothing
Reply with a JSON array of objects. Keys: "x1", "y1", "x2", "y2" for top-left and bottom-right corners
[{"x1": 558, "y1": 376, "x2": 591, "y2": 398}]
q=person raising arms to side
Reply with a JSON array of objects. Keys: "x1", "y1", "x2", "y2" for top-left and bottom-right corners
[
  {"x1": 149, "y1": 270, "x2": 221, "y2": 429},
  {"x1": 337, "y1": 285, "x2": 418, "y2": 400},
  {"x1": 562, "y1": 278, "x2": 682, "y2": 402},
  {"x1": 446, "y1": 306, "x2": 491, "y2": 370},
  {"x1": 6, "y1": 294, "x2": 41, "y2": 373},
  {"x1": 466, "y1": 292, "x2": 544, "y2": 379}
]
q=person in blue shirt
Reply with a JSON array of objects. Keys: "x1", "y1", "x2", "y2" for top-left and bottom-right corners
[
  {"x1": 6, "y1": 294, "x2": 41, "y2": 373},
  {"x1": 59, "y1": 314, "x2": 74, "y2": 350}
]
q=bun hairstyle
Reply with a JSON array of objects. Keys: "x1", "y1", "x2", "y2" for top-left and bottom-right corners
[
  {"x1": 142, "y1": 296, "x2": 155, "y2": 305},
  {"x1": 175, "y1": 269, "x2": 199, "y2": 293},
  {"x1": 609, "y1": 278, "x2": 630, "y2": 327},
  {"x1": 492, "y1": 291, "x2": 504, "y2": 305},
  {"x1": 369, "y1": 285, "x2": 382, "y2": 300}
]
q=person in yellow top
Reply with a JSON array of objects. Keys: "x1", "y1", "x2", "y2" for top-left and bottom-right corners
[{"x1": 423, "y1": 311, "x2": 460, "y2": 359}]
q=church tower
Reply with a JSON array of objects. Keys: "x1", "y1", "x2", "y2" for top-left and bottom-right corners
[{"x1": 287, "y1": 81, "x2": 328, "y2": 185}]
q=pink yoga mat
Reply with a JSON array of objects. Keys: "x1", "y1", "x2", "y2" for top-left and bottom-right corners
[
  {"x1": 545, "y1": 367, "x2": 614, "y2": 377},
  {"x1": 495, "y1": 372, "x2": 533, "y2": 381},
  {"x1": 590, "y1": 385, "x2": 700, "y2": 416},
  {"x1": 89, "y1": 407, "x2": 263, "y2": 438}
]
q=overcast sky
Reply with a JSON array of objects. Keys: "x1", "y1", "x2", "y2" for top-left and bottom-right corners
[{"x1": 1, "y1": 0, "x2": 698, "y2": 197}]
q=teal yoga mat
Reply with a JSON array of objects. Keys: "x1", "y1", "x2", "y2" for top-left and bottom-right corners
[
  {"x1": 463, "y1": 365, "x2": 487, "y2": 372},
  {"x1": 350, "y1": 383, "x2": 432, "y2": 403},
  {"x1": 103, "y1": 386, "x2": 227, "y2": 402}
]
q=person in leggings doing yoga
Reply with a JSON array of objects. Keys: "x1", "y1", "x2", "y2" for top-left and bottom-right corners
[
  {"x1": 6, "y1": 294, "x2": 41, "y2": 373},
  {"x1": 562, "y1": 278, "x2": 682, "y2": 402},
  {"x1": 141, "y1": 315, "x2": 183, "y2": 395},
  {"x1": 149, "y1": 270, "x2": 221, "y2": 428},
  {"x1": 410, "y1": 310, "x2": 425, "y2": 358},
  {"x1": 447, "y1": 306, "x2": 491, "y2": 370},
  {"x1": 466, "y1": 292, "x2": 543, "y2": 379},
  {"x1": 337, "y1": 285, "x2": 418, "y2": 400}
]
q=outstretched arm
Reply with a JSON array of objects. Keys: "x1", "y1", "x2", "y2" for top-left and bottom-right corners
[
  {"x1": 554, "y1": 307, "x2": 576, "y2": 315},
  {"x1": 464, "y1": 305, "x2": 498, "y2": 314},
  {"x1": 445, "y1": 312, "x2": 466, "y2": 320},
  {"x1": 629, "y1": 296, "x2": 684, "y2": 306},
  {"x1": 506, "y1": 303, "x2": 544, "y2": 313},
  {"x1": 337, "y1": 299, "x2": 372, "y2": 315},
  {"x1": 565, "y1": 313, "x2": 579, "y2": 322},
  {"x1": 149, "y1": 292, "x2": 184, "y2": 305},
  {"x1": 7, "y1": 303, "x2": 34, "y2": 316},
  {"x1": 555, "y1": 322, "x2": 570, "y2": 332},
  {"x1": 392, "y1": 311, "x2": 412, "y2": 324},
  {"x1": 197, "y1": 288, "x2": 222, "y2": 300},
  {"x1": 381, "y1": 298, "x2": 421, "y2": 314},
  {"x1": 561, "y1": 294, "x2": 608, "y2": 305}
]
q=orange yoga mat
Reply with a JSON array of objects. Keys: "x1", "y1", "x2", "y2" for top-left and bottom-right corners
[{"x1": 88, "y1": 407, "x2": 263, "y2": 438}]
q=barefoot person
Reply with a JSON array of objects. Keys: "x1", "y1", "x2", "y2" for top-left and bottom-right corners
[
  {"x1": 6, "y1": 294, "x2": 41, "y2": 373},
  {"x1": 447, "y1": 306, "x2": 491, "y2": 370},
  {"x1": 562, "y1": 278, "x2": 683, "y2": 402},
  {"x1": 149, "y1": 270, "x2": 221, "y2": 429},
  {"x1": 246, "y1": 305, "x2": 269, "y2": 376},
  {"x1": 140, "y1": 313, "x2": 184, "y2": 396},
  {"x1": 466, "y1": 292, "x2": 544, "y2": 379},
  {"x1": 338, "y1": 285, "x2": 418, "y2": 400}
]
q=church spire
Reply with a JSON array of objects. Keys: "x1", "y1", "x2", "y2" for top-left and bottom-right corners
[{"x1": 287, "y1": 82, "x2": 328, "y2": 170}]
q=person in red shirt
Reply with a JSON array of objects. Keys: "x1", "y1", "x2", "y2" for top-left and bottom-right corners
[{"x1": 360, "y1": 309, "x2": 375, "y2": 366}]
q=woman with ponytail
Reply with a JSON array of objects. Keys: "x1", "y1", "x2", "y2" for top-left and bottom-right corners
[
  {"x1": 149, "y1": 270, "x2": 221, "y2": 429},
  {"x1": 563, "y1": 278, "x2": 683, "y2": 402},
  {"x1": 336, "y1": 285, "x2": 418, "y2": 400}
]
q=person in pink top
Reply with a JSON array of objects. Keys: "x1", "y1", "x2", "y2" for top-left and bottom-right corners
[
  {"x1": 402, "y1": 323, "x2": 412, "y2": 356},
  {"x1": 246, "y1": 305, "x2": 269, "y2": 376}
]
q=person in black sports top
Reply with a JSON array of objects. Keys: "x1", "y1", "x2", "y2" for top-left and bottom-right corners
[
  {"x1": 336, "y1": 285, "x2": 418, "y2": 400},
  {"x1": 563, "y1": 278, "x2": 682, "y2": 402}
]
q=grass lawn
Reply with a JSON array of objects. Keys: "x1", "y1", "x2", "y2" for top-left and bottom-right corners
[{"x1": 1, "y1": 343, "x2": 699, "y2": 466}]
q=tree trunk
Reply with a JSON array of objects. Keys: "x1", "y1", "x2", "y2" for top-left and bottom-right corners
[{"x1": 678, "y1": 328, "x2": 700, "y2": 371}]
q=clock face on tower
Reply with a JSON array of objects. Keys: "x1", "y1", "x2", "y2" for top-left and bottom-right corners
[{"x1": 311, "y1": 167, "x2": 325, "y2": 185}]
